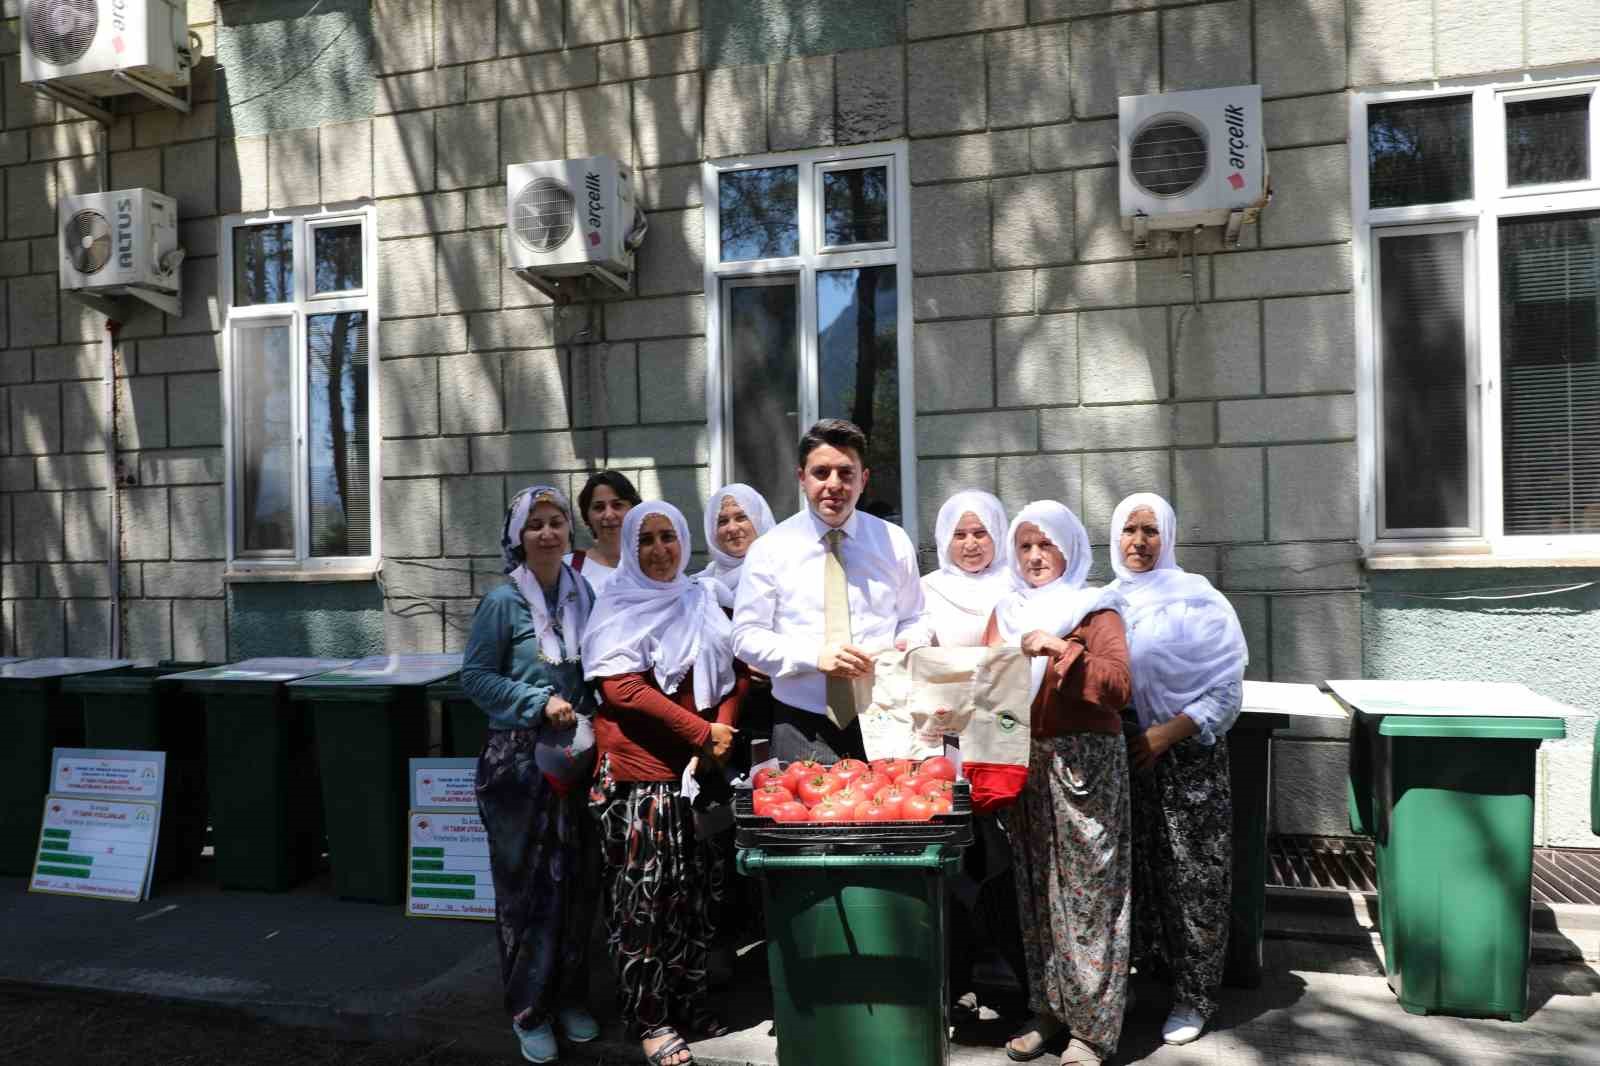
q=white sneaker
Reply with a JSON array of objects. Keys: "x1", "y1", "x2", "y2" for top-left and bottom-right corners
[{"x1": 1161, "y1": 1004, "x2": 1206, "y2": 1045}]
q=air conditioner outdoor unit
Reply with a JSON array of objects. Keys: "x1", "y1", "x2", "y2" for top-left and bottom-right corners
[
  {"x1": 20, "y1": 0, "x2": 191, "y2": 99},
  {"x1": 59, "y1": 188, "x2": 183, "y2": 317},
  {"x1": 1119, "y1": 84, "x2": 1268, "y2": 248},
  {"x1": 506, "y1": 156, "x2": 645, "y2": 296}
]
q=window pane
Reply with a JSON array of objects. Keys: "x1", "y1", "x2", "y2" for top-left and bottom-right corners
[
  {"x1": 307, "y1": 312, "x2": 372, "y2": 556},
  {"x1": 1505, "y1": 95, "x2": 1590, "y2": 187},
  {"x1": 235, "y1": 323, "x2": 296, "y2": 554},
  {"x1": 822, "y1": 166, "x2": 889, "y2": 247},
  {"x1": 233, "y1": 222, "x2": 293, "y2": 306},
  {"x1": 1368, "y1": 97, "x2": 1473, "y2": 208},
  {"x1": 725, "y1": 280, "x2": 800, "y2": 521},
  {"x1": 818, "y1": 266, "x2": 900, "y2": 524},
  {"x1": 719, "y1": 166, "x2": 799, "y2": 261},
  {"x1": 1378, "y1": 232, "x2": 1472, "y2": 530},
  {"x1": 313, "y1": 224, "x2": 364, "y2": 294},
  {"x1": 1499, "y1": 213, "x2": 1600, "y2": 536}
]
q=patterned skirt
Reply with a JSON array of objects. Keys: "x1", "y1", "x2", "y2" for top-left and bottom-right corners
[
  {"x1": 1012, "y1": 733, "x2": 1131, "y2": 1058},
  {"x1": 596, "y1": 771, "x2": 725, "y2": 1040},
  {"x1": 475, "y1": 727, "x2": 601, "y2": 1023},
  {"x1": 1131, "y1": 733, "x2": 1232, "y2": 1019}
]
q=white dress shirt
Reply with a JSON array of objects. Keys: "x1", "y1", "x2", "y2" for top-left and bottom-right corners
[{"x1": 733, "y1": 506, "x2": 929, "y2": 716}]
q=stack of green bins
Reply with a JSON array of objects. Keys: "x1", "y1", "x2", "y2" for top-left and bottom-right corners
[
  {"x1": 166, "y1": 658, "x2": 352, "y2": 892},
  {"x1": 0, "y1": 658, "x2": 131, "y2": 875},
  {"x1": 1335, "y1": 679, "x2": 1569, "y2": 1022},
  {"x1": 286, "y1": 654, "x2": 463, "y2": 904},
  {"x1": 64, "y1": 662, "x2": 214, "y2": 885},
  {"x1": 738, "y1": 846, "x2": 959, "y2": 1066}
]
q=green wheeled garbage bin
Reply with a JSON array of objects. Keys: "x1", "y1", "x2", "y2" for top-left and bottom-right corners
[
  {"x1": 0, "y1": 658, "x2": 131, "y2": 875},
  {"x1": 63, "y1": 662, "x2": 214, "y2": 885},
  {"x1": 167, "y1": 658, "x2": 352, "y2": 892},
  {"x1": 287, "y1": 654, "x2": 463, "y2": 904},
  {"x1": 1224, "y1": 707, "x2": 1290, "y2": 988},
  {"x1": 1334, "y1": 680, "x2": 1568, "y2": 1022},
  {"x1": 430, "y1": 677, "x2": 487, "y2": 758},
  {"x1": 739, "y1": 845, "x2": 960, "y2": 1066}
]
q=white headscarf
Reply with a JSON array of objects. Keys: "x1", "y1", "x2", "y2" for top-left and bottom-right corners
[
  {"x1": 501, "y1": 485, "x2": 593, "y2": 664},
  {"x1": 696, "y1": 483, "x2": 777, "y2": 608},
  {"x1": 990, "y1": 500, "x2": 1125, "y2": 696},
  {"x1": 581, "y1": 500, "x2": 736, "y2": 711},
  {"x1": 921, "y1": 491, "x2": 1013, "y2": 643},
  {"x1": 1107, "y1": 493, "x2": 1248, "y2": 726}
]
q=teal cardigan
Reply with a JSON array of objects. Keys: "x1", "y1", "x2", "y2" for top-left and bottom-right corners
[{"x1": 460, "y1": 582, "x2": 595, "y2": 731}]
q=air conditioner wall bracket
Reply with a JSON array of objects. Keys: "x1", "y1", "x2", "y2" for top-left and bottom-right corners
[{"x1": 36, "y1": 83, "x2": 115, "y2": 127}]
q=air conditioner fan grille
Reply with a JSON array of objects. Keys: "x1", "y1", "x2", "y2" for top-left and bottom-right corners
[
  {"x1": 1129, "y1": 117, "x2": 1208, "y2": 197},
  {"x1": 25, "y1": 0, "x2": 100, "y2": 67},
  {"x1": 64, "y1": 209, "x2": 113, "y2": 275},
  {"x1": 511, "y1": 178, "x2": 577, "y2": 253}
]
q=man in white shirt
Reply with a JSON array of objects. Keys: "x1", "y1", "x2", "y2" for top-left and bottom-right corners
[{"x1": 733, "y1": 419, "x2": 928, "y2": 762}]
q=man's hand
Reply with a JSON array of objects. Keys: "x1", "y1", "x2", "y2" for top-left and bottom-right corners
[
  {"x1": 704, "y1": 723, "x2": 737, "y2": 764},
  {"x1": 1020, "y1": 630, "x2": 1069, "y2": 658},
  {"x1": 818, "y1": 644, "x2": 875, "y2": 679},
  {"x1": 543, "y1": 694, "x2": 577, "y2": 729}
]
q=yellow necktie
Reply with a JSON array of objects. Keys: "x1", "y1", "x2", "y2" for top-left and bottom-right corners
[{"x1": 823, "y1": 528, "x2": 857, "y2": 730}]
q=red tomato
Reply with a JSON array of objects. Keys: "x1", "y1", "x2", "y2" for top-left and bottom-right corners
[
  {"x1": 830, "y1": 786, "x2": 865, "y2": 810},
  {"x1": 917, "y1": 778, "x2": 956, "y2": 799},
  {"x1": 854, "y1": 796, "x2": 902, "y2": 821},
  {"x1": 830, "y1": 758, "x2": 869, "y2": 786},
  {"x1": 771, "y1": 801, "x2": 812, "y2": 823},
  {"x1": 894, "y1": 772, "x2": 927, "y2": 793},
  {"x1": 753, "y1": 767, "x2": 786, "y2": 791},
  {"x1": 782, "y1": 758, "x2": 825, "y2": 793},
  {"x1": 797, "y1": 773, "x2": 841, "y2": 807},
  {"x1": 919, "y1": 756, "x2": 957, "y2": 782},
  {"x1": 853, "y1": 773, "x2": 888, "y2": 800},
  {"x1": 876, "y1": 785, "x2": 910, "y2": 807},
  {"x1": 900, "y1": 795, "x2": 937, "y2": 821},
  {"x1": 928, "y1": 794, "x2": 954, "y2": 815},
  {"x1": 872, "y1": 758, "x2": 912, "y2": 779},
  {"x1": 751, "y1": 783, "x2": 794, "y2": 817},
  {"x1": 810, "y1": 802, "x2": 855, "y2": 824}
]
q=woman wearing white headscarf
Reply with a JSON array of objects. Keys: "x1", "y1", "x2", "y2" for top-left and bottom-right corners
[
  {"x1": 582, "y1": 501, "x2": 745, "y2": 1066},
  {"x1": 984, "y1": 501, "x2": 1132, "y2": 1066},
  {"x1": 697, "y1": 483, "x2": 777, "y2": 610},
  {"x1": 922, "y1": 490, "x2": 1013, "y2": 647},
  {"x1": 460, "y1": 485, "x2": 601, "y2": 1065},
  {"x1": 1107, "y1": 493, "x2": 1248, "y2": 1048}
]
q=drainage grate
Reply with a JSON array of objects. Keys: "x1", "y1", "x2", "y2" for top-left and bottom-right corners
[{"x1": 1267, "y1": 835, "x2": 1600, "y2": 906}]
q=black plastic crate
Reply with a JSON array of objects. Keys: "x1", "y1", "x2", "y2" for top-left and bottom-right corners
[{"x1": 734, "y1": 778, "x2": 974, "y2": 855}]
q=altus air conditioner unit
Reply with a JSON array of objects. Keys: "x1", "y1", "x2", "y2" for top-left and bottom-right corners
[
  {"x1": 506, "y1": 156, "x2": 647, "y2": 297},
  {"x1": 1119, "y1": 84, "x2": 1268, "y2": 248},
  {"x1": 59, "y1": 188, "x2": 184, "y2": 317},
  {"x1": 20, "y1": 0, "x2": 192, "y2": 106}
]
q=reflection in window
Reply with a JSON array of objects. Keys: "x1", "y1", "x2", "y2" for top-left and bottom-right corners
[
  {"x1": 818, "y1": 266, "x2": 900, "y2": 523},
  {"x1": 236, "y1": 323, "x2": 296, "y2": 554},
  {"x1": 823, "y1": 166, "x2": 889, "y2": 246},
  {"x1": 1505, "y1": 95, "x2": 1590, "y2": 187},
  {"x1": 313, "y1": 224, "x2": 364, "y2": 294},
  {"x1": 725, "y1": 280, "x2": 801, "y2": 520},
  {"x1": 233, "y1": 222, "x2": 294, "y2": 305},
  {"x1": 719, "y1": 166, "x2": 799, "y2": 261},
  {"x1": 1369, "y1": 97, "x2": 1473, "y2": 208},
  {"x1": 307, "y1": 313, "x2": 372, "y2": 556}
]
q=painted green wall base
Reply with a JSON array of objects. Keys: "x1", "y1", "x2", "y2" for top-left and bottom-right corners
[
  {"x1": 703, "y1": 0, "x2": 901, "y2": 67},
  {"x1": 228, "y1": 581, "x2": 385, "y2": 660}
]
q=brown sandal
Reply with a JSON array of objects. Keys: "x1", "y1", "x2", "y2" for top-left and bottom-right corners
[
  {"x1": 1059, "y1": 1037, "x2": 1102, "y2": 1065},
  {"x1": 1005, "y1": 1016, "x2": 1065, "y2": 1062}
]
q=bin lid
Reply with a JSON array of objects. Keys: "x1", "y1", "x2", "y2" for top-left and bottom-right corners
[
  {"x1": 0, "y1": 657, "x2": 135, "y2": 681},
  {"x1": 1327, "y1": 679, "x2": 1580, "y2": 721},
  {"x1": 286, "y1": 653, "x2": 464, "y2": 698},
  {"x1": 1377, "y1": 715, "x2": 1566, "y2": 740},
  {"x1": 1241, "y1": 681, "x2": 1346, "y2": 723},
  {"x1": 164, "y1": 657, "x2": 355, "y2": 687}
]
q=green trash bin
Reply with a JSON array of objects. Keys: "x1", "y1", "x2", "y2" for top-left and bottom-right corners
[
  {"x1": 166, "y1": 658, "x2": 352, "y2": 892},
  {"x1": 0, "y1": 658, "x2": 131, "y2": 875},
  {"x1": 1224, "y1": 708, "x2": 1290, "y2": 988},
  {"x1": 739, "y1": 845, "x2": 959, "y2": 1066},
  {"x1": 287, "y1": 654, "x2": 463, "y2": 904},
  {"x1": 430, "y1": 677, "x2": 487, "y2": 758},
  {"x1": 1334, "y1": 681, "x2": 1567, "y2": 1022},
  {"x1": 63, "y1": 662, "x2": 214, "y2": 886}
]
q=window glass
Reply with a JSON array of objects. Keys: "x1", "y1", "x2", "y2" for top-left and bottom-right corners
[
  {"x1": 1378, "y1": 231, "x2": 1472, "y2": 530},
  {"x1": 1368, "y1": 96, "x2": 1473, "y2": 208},
  {"x1": 233, "y1": 222, "x2": 294, "y2": 305},
  {"x1": 724, "y1": 280, "x2": 801, "y2": 519},
  {"x1": 822, "y1": 166, "x2": 890, "y2": 247},
  {"x1": 313, "y1": 224, "x2": 364, "y2": 294},
  {"x1": 818, "y1": 266, "x2": 900, "y2": 523},
  {"x1": 1505, "y1": 95, "x2": 1590, "y2": 187},
  {"x1": 719, "y1": 167, "x2": 799, "y2": 261},
  {"x1": 235, "y1": 323, "x2": 296, "y2": 554},
  {"x1": 1498, "y1": 212, "x2": 1600, "y2": 535},
  {"x1": 307, "y1": 312, "x2": 372, "y2": 557}
]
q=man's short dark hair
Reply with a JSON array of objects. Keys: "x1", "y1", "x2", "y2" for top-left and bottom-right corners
[
  {"x1": 797, "y1": 419, "x2": 869, "y2": 469},
  {"x1": 577, "y1": 469, "x2": 642, "y2": 533}
]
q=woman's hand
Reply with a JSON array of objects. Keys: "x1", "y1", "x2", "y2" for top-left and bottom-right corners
[
  {"x1": 704, "y1": 723, "x2": 737, "y2": 764},
  {"x1": 1020, "y1": 630, "x2": 1068, "y2": 658},
  {"x1": 543, "y1": 694, "x2": 577, "y2": 729},
  {"x1": 1129, "y1": 715, "x2": 1199, "y2": 770}
]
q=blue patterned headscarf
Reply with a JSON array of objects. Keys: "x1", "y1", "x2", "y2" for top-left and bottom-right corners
[{"x1": 501, "y1": 484, "x2": 575, "y2": 574}]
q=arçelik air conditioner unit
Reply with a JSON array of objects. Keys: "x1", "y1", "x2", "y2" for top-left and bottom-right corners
[
  {"x1": 60, "y1": 188, "x2": 183, "y2": 316},
  {"x1": 20, "y1": 0, "x2": 191, "y2": 98},
  {"x1": 506, "y1": 156, "x2": 646, "y2": 294},
  {"x1": 1119, "y1": 85, "x2": 1268, "y2": 247}
]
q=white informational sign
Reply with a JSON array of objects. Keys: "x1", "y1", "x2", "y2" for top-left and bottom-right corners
[
  {"x1": 52, "y1": 751, "x2": 164, "y2": 801},
  {"x1": 411, "y1": 762, "x2": 477, "y2": 810},
  {"x1": 1241, "y1": 681, "x2": 1348, "y2": 720},
  {"x1": 406, "y1": 758, "x2": 494, "y2": 921},
  {"x1": 29, "y1": 796, "x2": 158, "y2": 902},
  {"x1": 1326, "y1": 679, "x2": 1579, "y2": 720}
]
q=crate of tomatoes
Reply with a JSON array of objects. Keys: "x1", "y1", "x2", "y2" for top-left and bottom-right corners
[{"x1": 734, "y1": 755, "x2": 973, "y2": 854}]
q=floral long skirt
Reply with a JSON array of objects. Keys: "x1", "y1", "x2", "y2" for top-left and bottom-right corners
[
  {"x1": 475, "y1": 727, "x2": 600, "y2": 1023},
  {"x1": 1012, "y1": 733, "x2": 1131, "y2": 1059},
  {"x1": 1131, "y1": 733, "x2": 1232, "y2": 1020},
  {"x1": 596, "y1": 776, "x2": 725, "y2": 1040}
]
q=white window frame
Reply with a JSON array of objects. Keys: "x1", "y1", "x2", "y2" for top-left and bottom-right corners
[
  {"x1": 1352, "y1": 72, "x2": 1600, "y2": 562},
  {"x1": 701, "y1": 141, "x2": 917, "y2": 532},
  {"x1": 220, "y1": 204, "x2": 382, "y2": 575}
]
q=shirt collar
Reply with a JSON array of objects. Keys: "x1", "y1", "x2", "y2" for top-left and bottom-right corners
[{"x1": 806, "y1": 505, "x2": 859, "y2": 543}]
